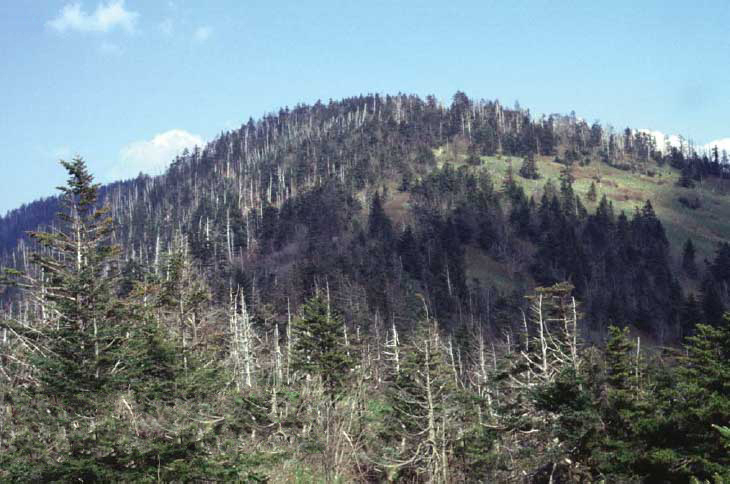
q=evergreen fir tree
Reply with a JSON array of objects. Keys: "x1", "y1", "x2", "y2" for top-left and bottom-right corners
[
  {"x1": 465, "y1": 143, "x2": 482, "y2": 166},
  {"x1": 600, "y1": 326, "x2": 641, "y2": 476},
  {"x1": 701, "y1": 276, "x2": 725, "y2": 325},
  {"x1": 671, "y1": 315, "x2": 730, "y2": 480},
  {"x1": 677, "y1": 166, "x2": 695, "y2": 188},
  {"x1": 681, "y1": 293, "x2": 703, "y2": 338},
  {"x1": 559, "y1": 166, "x2": 577, "y2": 218},
  {"x1": 368, "y1": 191, "x2": 394, "y2": 245},
  {"x1": 22, "y1": 158, "x2": 123, "y2": 409},
  {"x1": 518, "y1": 152, "x2": 540, "y2": 179},
  {"x1": 586, "y1": 181, "x2": 597, "y2": 202},
  {"x1": 595, "y1": 194, "x2": 615, "y2": 223},
  {"x1": 291, "y1": 294, "x2": 352, "y2": 396},
  {"x1": 711, "y1": 242, "x2": 730, "y2": 284},
  {"x1": 0, "y1": 159, "x2": 241, "y2": 481},
  {"x1": 384, "y1": 319, "x2": 460, "y2": 482},
  {"x1": 397, "y1": 225, "x2": 421, "y2": 275},
  {"x1": 682, "y1": 238, "x2": 698, "y2": 278}
]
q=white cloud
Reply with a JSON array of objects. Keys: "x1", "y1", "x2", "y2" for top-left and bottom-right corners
[
  {"x1": 111, "y1": 129, "x2": 203, "y2": 179},
  {"x1": 641, "y1": 129, "x2": 730, "y2": 157},
  {"x1": 638, "y1": 129, "x2": 683, "y2": 154},
  {"x1": 47, "y1": 1, "x2": 139, "y2": 34},
  {"x1": 704, "y1": 138, "x2": 730, "y2": 156},
  {"x1": 193, "y1": 26, "x2": 211, "y2": 42}
]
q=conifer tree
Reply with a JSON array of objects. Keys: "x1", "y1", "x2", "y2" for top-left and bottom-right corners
[
  {"x1": 668, "y1": 315, "x2": 730, "y2": 480},
  {"x1": 681, "y1": 293, "x2": 703, "y2": 338},
  {"x1": 605, "y1": 326, "x2": 636, "y2": 404},
  {"x1": 701, "y1": 276, "x2": 725, "y2": 325},
  {"x1": 682, "y1": 238, "x2": 698, "y2": 278},
  {"x1": 586, "y1": 181, "x2": 597, "y2": 202},
  {"x1": 368, "y1": 191, "x2": 394, "y2": 244},
  {"x1": 518, "y1": 152, "x2": 540, "y2": 179},
  {"x1": 383, "y1": 318, "x2": 460, "y2": 482},
  {"x1": 711, "y1": 242, "x2": 730, "y2": 284},
  {"x1": 397, "y1": 225, "x2": 421, "y2": 275},
  {"x1": 600, "y1": 326, "x2": 641, "y2": 475},
  {"x1": 559, "y1": 166, "x2": 577, "y2": 218},
  {"x1": 0, "y1": 159, "x2": 248, "y2": 481},
  {"x1": 155, "y1": 240, "x2": 212, "y2": 373},
  {"x1": 595, "y1": 194, "x2": 614, "y2": 223},
  {"x1": 1, "y1": 160, "x2": 172, "y2": 479},
  {"x1": 291, "y1": 294, "x2": 352, "y2": 396},
  {"x1": 677, "y1": 166, "x2": 695, "y2": 188},
  {"x1": 21, "y1": 158, "x2": 123, "y2": 409},
  {"x1": 465, "y1": 143, "x2": 482, "y2": 166}
]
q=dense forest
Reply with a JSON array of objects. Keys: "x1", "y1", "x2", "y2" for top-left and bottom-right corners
[{"x1": 1, "y1": 93, "x2": 730, "y2": 481}]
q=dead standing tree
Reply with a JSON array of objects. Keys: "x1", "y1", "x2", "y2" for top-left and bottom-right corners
[
  {"x1": 384, "y1": 311, "x2": 459, "y2": 483},
  {"x1": 229, "y1": 287, "x2": 257, "y2": 391},
  {"x1": 517, "y1": 282, "x2": 581, "y2": 387},
  {"x1": 496, "y1": 282, "x2": 583, "y2": 481}
]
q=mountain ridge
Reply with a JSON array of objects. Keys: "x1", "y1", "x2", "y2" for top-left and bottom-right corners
[{"x1": 2, "y1": 92, "x2": 729, "y2": 339}]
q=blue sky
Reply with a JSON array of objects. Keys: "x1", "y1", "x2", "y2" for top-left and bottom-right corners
[{"x1": 1, "y1": 0, "x2": 729, "y2": 214}]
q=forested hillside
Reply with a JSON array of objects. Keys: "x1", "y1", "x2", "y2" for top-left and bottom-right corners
[{"x1": 1, "y1": 93, "x2": 730, "y2": 481}]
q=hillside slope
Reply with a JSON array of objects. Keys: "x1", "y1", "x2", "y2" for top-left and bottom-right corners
[{"x1": 1, "y1": 92, "x2": 729, "y2": 338}]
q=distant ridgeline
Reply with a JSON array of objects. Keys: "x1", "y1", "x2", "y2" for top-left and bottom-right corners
[
  {"x1": 0, "y1": 178, "x2": 141, "y2": 257},
  {"x1": 1, "y1": 92, "x2": 729, "y2": 340}
]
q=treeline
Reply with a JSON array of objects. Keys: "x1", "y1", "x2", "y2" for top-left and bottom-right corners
[
  {"x1": 0, "y1": 176, "x2": 147, "y2": 258},
  {"x1": 1, "y1": 160, "x2": 728, "y2": 481}
]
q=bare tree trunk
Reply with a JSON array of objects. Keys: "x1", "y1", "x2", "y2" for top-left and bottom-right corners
[
  {"x1": 425, "y1": 340, "x2": 437, "y2": 446},
  {"x1": 286, "y1": 297, "x2": 292, "y2": 385},
  {"x1": 229, "y1": 288, "x2": 255, "y2": 390},
  {"x1": 384, "y1": 322, "x2": 400, "y2": 376}
]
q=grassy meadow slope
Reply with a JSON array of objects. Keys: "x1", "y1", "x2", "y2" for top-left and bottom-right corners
[
  {"x1": 428, "y1": 145, "x2": 729, "y2": 294},
  {"x1": 445, "y1": 152, "x2": 728, "y2": 256}
]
